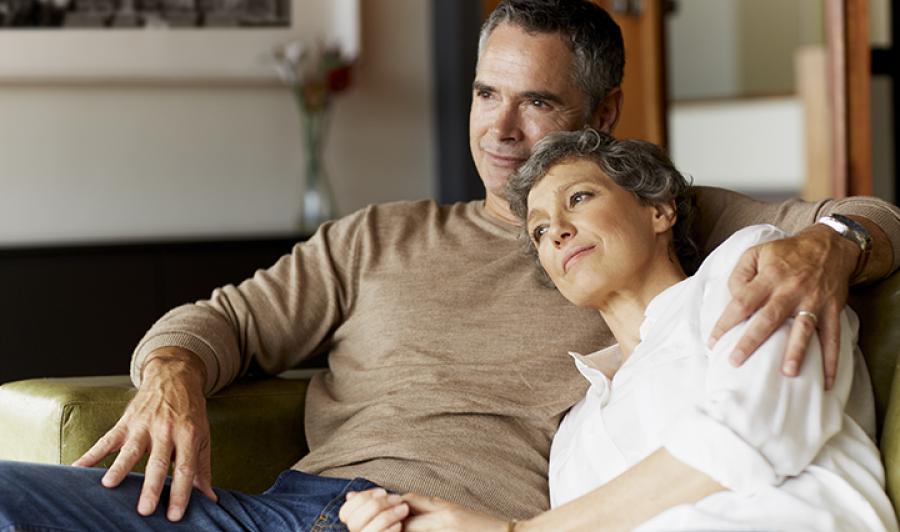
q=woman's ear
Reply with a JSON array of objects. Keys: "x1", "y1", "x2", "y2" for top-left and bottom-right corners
[{"x1": 652, "y1": 201, "x2": 678, "y2": 233}]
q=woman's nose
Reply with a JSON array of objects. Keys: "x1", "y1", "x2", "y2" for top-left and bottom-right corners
[{"x1": 550, "y1": 223, "x2": 575, "y2": 247}]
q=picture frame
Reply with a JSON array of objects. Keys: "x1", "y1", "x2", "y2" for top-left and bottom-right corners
[{"x1": 0, "y1": 0, "x2": 359, "y2": 84}]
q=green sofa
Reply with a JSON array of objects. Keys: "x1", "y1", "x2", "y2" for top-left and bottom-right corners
[{"x1": 1, "y1": 272, "x2": 899, "y2": 512}]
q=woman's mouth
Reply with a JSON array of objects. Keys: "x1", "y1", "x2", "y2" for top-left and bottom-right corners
[{"x1": 563, "y1": 245, "x2": 596, "y2": 273}]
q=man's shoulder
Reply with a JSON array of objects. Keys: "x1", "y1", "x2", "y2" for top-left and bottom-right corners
[{"x1": 342, "y1": 199, "x2": 484, "y2": 231}]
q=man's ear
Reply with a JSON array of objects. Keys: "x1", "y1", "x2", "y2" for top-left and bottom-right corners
[
  {"x1": 652, "y1": 200, "x2": 678, "y2": 233},
  {"x1": 590, "y1": 88, "x2": 623, "y2": 133}
]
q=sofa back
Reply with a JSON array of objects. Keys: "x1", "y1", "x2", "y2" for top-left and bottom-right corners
[{"x1": 850, "y1": 269, "x2": 900, "y2": 512}]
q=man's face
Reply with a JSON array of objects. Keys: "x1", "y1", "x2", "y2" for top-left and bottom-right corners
[{"x1": 470, "y1": 23, "x2": 591, "y2": 197}]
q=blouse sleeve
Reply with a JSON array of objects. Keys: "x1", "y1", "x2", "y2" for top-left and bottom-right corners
[{"x1": 660, "y1": 225, "x2": 857, "y2": 494}]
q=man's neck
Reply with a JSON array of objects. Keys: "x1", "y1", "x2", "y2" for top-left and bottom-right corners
[{"x1": 484, "y1": 191, "x2": 521, "y2": 226}]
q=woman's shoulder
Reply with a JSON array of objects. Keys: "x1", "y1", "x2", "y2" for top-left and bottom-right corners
[{"x1": 695, "y1": 224, "x2": 788, "y2": 279}]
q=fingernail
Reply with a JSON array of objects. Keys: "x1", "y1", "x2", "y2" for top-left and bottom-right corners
[
  {"x1": 346, "y1": 491, "x2": 356, "y2": 499},
  {"x1": 783, "y1": 361, "x2": 798, "y2": 376},
  {"x1": 729, "y1": 349, "x2": 744, "y2": 366},
  {"x1": 825, "y1": 376, "x2": 834, "y2": 389},
  {"x1": 168, "y1": 506, "x2": 184, "y2": 521},
  {"x1": 138, "y1": 500, "x2": 153, "y2": 515},
  {"x1": 374, "y1": 488, "x2": 387, "y2": 497},
  {"x1": 387, "y1": 494, "x2": 402, "y2": 504},
  {"x1": 707, "y1": 336, "x2": 717, "y2": 349},
  {"x1": 394, "y1": 503, "x2": 408, "y2": 515}
]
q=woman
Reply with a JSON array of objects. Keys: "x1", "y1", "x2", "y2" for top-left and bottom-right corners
[{"x1": 339, "y1": 130, "x2": 897, "y2": 531}]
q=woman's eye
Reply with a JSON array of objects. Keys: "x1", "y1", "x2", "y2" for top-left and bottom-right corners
[
  {"x1": 532, "y1": 225, "x2": 548, "y2": 242},
  {"x1": 569, "y1": 191, "x2": 592, "y2": 207}
]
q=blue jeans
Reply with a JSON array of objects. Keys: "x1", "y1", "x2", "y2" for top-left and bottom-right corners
[{"x1": 0, "y1": 460, "x2": 379, "y2": 531}]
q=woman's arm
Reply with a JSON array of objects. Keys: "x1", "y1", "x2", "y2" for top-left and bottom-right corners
[
  {"x1": 340, "y1": 451, "x2": 722, "y2": 532},
  {"x1": 516, "y1": 448, "x2": 722, "y2": 532}
]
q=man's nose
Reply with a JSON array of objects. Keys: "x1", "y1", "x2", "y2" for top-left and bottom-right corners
[{"x1": 490, "y1": 102, "x2": 523, "y2": 141}]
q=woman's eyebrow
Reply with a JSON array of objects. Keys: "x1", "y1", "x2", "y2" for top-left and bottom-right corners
[{"x1": 527, "y1": 207, "x2": 548, "y2": 225}]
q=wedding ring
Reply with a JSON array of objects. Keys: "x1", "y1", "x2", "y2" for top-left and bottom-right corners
[{"x1": 796, "y1": 310, "x2": 819, "y2": 326}]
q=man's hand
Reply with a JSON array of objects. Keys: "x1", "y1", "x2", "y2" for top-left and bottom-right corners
[
  {"x1": 72, "y1": 347, "x2": 217, "y2": 521},
  {"x1": 707, "y1": 224, "x2": 859, "y2": 389}
]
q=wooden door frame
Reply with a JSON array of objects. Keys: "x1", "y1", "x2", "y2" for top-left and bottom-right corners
[{"x1": 826, "y1": 0, "x2": 872, "y2": 197}]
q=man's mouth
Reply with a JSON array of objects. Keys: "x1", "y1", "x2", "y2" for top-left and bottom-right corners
[
  {"x1": 484, "y1": 150, "x2": 527, "y2": 168},
  {"x1": 563, "y1": 245, "x2": 596, "y2": 273}
]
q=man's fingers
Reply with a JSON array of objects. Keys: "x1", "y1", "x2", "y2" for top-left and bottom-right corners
[
  {"x1": 820, "y1": 305, "x2": 842, "y2": 390},
  {"x1": 166, "y1": 437, "x2": 201, "y2": 522},
  {"x1": 782, "y1": 310, "x2": 820, "y2": 377},
  {"x1": 137, "y1": 438, "x2": 173, "y2": 517},
  {"x1": 727, "y1": 300, "x2": 791, "y2": 366},
  {"x1": 193, "y1": 438, "x2": 217, "y2": 503},
  {"x1": 72, "y1": 427, "x2": 126, "y2": 468},
  {"x1": 708, "y1": 270, "x2": 768, "y2": 349},
  {"x1": 102, "y1": 435, "x2": 149, "y2": 488}
]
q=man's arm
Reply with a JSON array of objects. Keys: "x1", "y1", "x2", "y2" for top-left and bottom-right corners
[
  {"x1": 76, "y1": 209, "x2": 368, "y2": 521},
  {"x1": 693, "y1": 187, "x2": 900, "y2": 387}
]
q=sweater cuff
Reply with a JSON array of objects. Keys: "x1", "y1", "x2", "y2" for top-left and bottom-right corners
[
  {"x1": 661, "y1": 405, "x2": 781, "y2": 494},
  {"x1": 130, "y1": 333, "x2": 222, "y2": 396},
  {"x1": 824, "y1": 202, "x2": 900, "y2": 272}
]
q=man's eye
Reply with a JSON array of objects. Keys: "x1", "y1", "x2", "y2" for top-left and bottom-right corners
[
  {"x1": 476, "y1": 90, "x2": 492, "y2": 99},
  {"x1": 531, "y1": 99, "x2": 547, "y2": 108},
  {"x1": 532, "y1": 225, "x2": 548, "y2": 242},
  {"x1": 570, "y1": 191, "x2": 592, "y2": 207}
]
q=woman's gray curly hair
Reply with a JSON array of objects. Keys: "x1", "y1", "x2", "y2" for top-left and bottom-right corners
[{"x1": 505, "y1": 128, "x2": 699, "y2": 277}]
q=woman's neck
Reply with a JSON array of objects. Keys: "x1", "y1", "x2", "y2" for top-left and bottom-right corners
[{"x1": 598, "y1": 260, "x2": 687, "y2": 358}]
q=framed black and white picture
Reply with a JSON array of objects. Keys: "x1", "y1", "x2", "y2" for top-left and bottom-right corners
[{"x1": 0, "y1": 0, "x2": 359, "y2": 82}]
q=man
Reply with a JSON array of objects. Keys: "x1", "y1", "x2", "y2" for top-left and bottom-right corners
[{"x1": 2, "y1": 1, "x2": 899, "y2": 530}]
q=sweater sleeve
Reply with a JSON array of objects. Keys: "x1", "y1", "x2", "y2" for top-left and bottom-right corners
[
  {"x1": 660, "y1": 225, "x2": 856, "y2": 494},
  {"x1": 129, "y1": 208, "x2": 367, "y2": 395},
  {"x1": 691, "y1": 186, "x2": 900, "y2": 272}
]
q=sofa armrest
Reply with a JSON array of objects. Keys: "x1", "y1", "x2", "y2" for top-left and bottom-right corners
[{"x1": 0, "y1": 370, "x2": 316, "y2": 494}]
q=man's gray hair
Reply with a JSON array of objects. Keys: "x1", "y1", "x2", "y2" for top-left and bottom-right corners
[
  {"x1": 506, "y1": 128, "x2": 699, "y2": 275},
  {"x1": 478, "y1": 0, "x2": 625, "y2": 118}
]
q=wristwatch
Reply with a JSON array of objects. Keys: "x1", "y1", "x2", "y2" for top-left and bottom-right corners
[{"x1": 817, "y1": 214, "x2": 873, "y2": 278}]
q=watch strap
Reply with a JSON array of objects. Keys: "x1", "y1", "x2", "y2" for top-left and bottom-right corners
[{"x1": 818, "y1": 214, "x2": 873, "y2": 279}]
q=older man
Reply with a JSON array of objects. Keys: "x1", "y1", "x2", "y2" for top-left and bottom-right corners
[{"x1": 2, "y1": 1, "x2": 899, "y2": 530}]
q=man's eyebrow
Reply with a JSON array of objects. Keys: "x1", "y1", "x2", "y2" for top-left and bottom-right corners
[
  {"x1": 520, "y1": 90, "x2": 564, "y2": 105},
  {"x1": 472, "y1": 81, "x2": 493, "y2": 93}
]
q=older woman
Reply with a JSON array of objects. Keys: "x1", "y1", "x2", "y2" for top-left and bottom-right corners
[{"x1": 339, "y1": 130, "x2": 897, "y2": 531}]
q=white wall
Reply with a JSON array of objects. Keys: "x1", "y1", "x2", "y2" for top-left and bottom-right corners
[
  {"x1": 0, "y1": 0, "x2": 434, "y2": 245},
  {"x1": 667, "y1": 0, "x2": 824, "y2": 100},
  {"x1": 669, "y1": 97, "x2": 804, "y2": 195}
]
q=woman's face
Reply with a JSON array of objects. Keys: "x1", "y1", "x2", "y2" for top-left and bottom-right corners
[{"x1": 525, "y1": 159, "x2": 674, "y2": 308}]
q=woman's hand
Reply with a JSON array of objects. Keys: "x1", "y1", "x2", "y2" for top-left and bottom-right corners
[
  {"x1": 340, "y1": 489, "x2": 509, "y2": 532},
  {"x1": 399, "y1": 493, "x2": 509, "y2": 532}
]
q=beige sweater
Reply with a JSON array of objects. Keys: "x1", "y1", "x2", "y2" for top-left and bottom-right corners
[{"x1": 131, "y1": 188, "x2": 900, "y2": 519}]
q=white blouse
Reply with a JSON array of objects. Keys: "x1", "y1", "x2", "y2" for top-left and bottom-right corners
[{"x1": 548, "y1": 225, "x2": 898, "y2": 531}]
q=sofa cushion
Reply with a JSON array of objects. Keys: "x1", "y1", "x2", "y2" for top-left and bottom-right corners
[{"x1": 0, "y1": 372, "x2": 313, "y2": 493}]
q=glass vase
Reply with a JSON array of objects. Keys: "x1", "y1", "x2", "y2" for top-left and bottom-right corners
[{"x1": 299, "y1": 105, "x2": 337, "y2": 234}]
